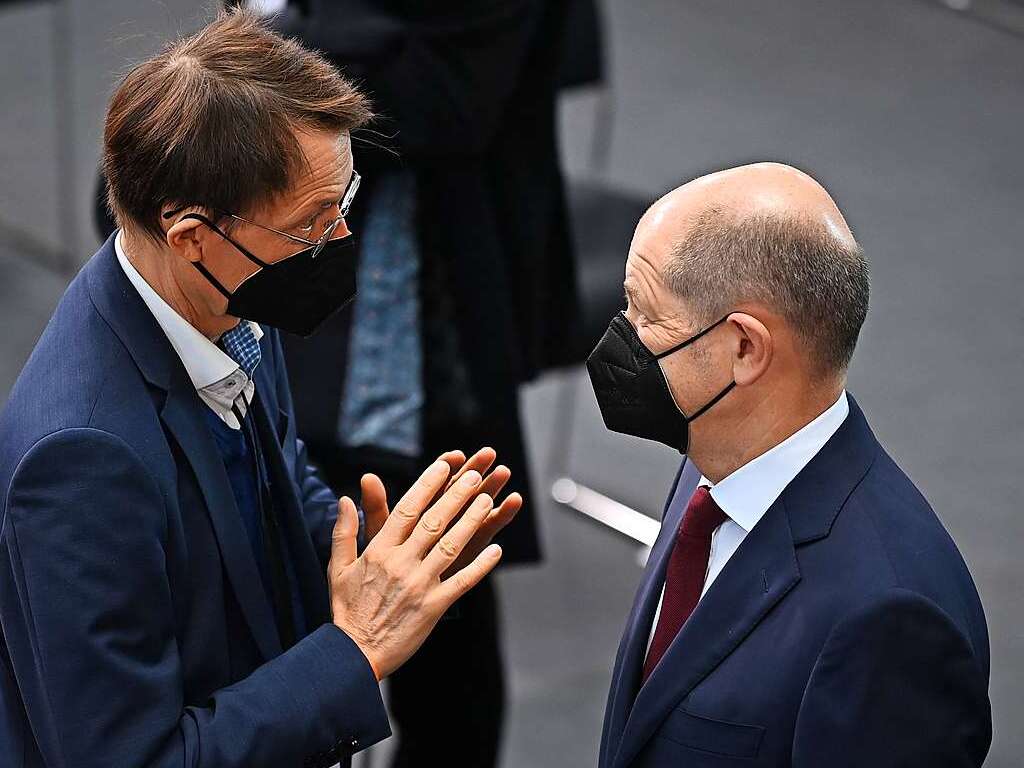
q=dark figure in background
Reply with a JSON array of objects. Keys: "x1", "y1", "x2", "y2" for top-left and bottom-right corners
[
  {"x1": 276, "y1": 3, "x2": 580, "y2": 765},
  {"x1": 97, "y1": 1, "x2": 582, "y2": 765}
]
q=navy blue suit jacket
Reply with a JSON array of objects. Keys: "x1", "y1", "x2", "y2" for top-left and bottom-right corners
[
  {"x1": 0, "y1": 237, "x2": 391, "y2": 767},
  {"x1": 599, "y1": 398, "x2": 991, "y2": 768}
]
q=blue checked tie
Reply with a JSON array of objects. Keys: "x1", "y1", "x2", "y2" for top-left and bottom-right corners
[{"x1": 219, "y1": 322, "x2": 262, "y2": 379}]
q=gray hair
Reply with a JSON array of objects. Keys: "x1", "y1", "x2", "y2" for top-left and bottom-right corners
[{"x1": 664, "y1": 207, "x2": 870, "y2": 376}]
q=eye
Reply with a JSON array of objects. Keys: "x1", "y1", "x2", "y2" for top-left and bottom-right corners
[{"x1": 298, "y1": 201, "x2": 340, "y2": 236}]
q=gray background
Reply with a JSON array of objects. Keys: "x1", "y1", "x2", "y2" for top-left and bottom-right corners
[{"x1": 0, "y1": 0, "x2": 1021, "y2": 765}]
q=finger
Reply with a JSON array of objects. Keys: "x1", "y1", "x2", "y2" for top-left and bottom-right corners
[
  {"x1": 479, "y1": 493, "x2": 522, "y2": 543},
  {"x1": 477, "y1": 464, "x2": 510, "y2": 502},
  {"x1": 440, "y1": 492, "x2": 522, "y2": 579},
  {"x1": 405, "y1": 470, "x2": 484, "y2": 555},
  {"x1": 471, "y1": 494, "x2": 523, "y2": 552},
  {"x1": 460, "y1": 480, "x2": 517, "y2": 537},
  {"x1": 440, "y1": 463, "x2": 508, "y2": 535},
  {"x1": 328, "y1": 497, "x2": 359, "y2": 576},
  {"x1": 462, "y1": 490, "x2": 521, "y2": 542},
  {"x1": 433, "y1": 544, "x2": 503, "y2": 606},
  {"x1": 373, "y1": 460, "x2": 451, "y2": 548},
  {"x1": 438, "y1": 450, "x2": 466, "y2": 474},
  {"x1": 426, "y1": 449, "x2": 471, "y2": 507},
  {"x1": 422, "y1": 492, "x2": 494, "y2": 578},
  {"x1": 442, "y1": 447, "x2": 496, "y2": 493},
  {"x1": 491, "y1": 491, "x2": 523, "y2": 527},
  {"x1": 360, "y1": 473, "x2": 389, "y2": 542}
]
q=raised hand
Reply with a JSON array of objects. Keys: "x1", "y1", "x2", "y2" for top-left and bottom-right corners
[
  {"x1": 431, "y1": 447, "x2": 522, "y2": 577},
  {"x1": 357, "y1": 448, "x2": 523, "y2": 574},
  {"x1": 328, "y1": 456, "x2": 519, "y2": 680},
  {"x1": 357, "y1": 449, "x2": 471, "y2": 544}
]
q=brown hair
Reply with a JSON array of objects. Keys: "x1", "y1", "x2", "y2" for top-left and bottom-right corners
[{"x1": 103, "y1": 9, "x2": 372, "y2": 241}]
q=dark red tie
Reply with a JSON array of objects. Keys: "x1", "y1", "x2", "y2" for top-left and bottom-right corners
[{"x1": 642, "y1": 486, "x2": 728, "y2": 682}]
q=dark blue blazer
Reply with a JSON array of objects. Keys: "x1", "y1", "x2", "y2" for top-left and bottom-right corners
[
  {"x1": 599, "y1": 398, "x2": 991, "y2": 768},
  {"x1": 0, "y1": 237, "x2": 391, "y2": 768}
]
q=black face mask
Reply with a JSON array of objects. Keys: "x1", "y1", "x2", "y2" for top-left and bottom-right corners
[
  {"x1": 586, "y1": 311, "x2": 736, "y2": 454},
  {"x1": 181, "y1": 213, "x2": 358, "y2": 338}
]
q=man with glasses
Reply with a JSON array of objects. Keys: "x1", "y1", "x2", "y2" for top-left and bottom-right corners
[
  {"x1": 0, "y1": 11, "x2": 520, "y2": 768},
  {"x1": 169, "y1": 168, "x2": 360, "y2": 259}
]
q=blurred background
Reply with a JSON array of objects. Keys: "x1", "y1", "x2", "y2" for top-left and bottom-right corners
[{"x1": 1, "y1": 0, "x2": 1022, "y2": 765}]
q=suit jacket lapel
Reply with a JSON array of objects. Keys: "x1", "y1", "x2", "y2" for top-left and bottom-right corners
[
  {"x1": 608, "y1": 397, "x2": 879, "y2": 768},
  {"x1": 159, "y1": 366, "x2": 284, "y2": 661},
  {"x1": 613, "y1": 497, "x2": 801, "y2": 768},
  {"x1": 600, "y1": 459, "x2": 701, "y2": 768},
  {"x1": 86, "y1": 240, "x2": 284, "y2": 661}
]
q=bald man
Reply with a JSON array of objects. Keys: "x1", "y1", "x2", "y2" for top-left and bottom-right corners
[{"x1": 588, "y1": 164, "x2": 991, "y2": 767}]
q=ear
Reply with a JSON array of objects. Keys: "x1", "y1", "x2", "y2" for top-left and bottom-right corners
[
  {"x1": 165, "y1": 214, "x2": 207, "y2": 265},
  {"x1": 727, "y1": 311, "x2": 772, "y2": 386}
]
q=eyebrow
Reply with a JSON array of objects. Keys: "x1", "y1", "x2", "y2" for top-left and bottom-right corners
[
  {"x1": 286, "y1": 192, "x2": 342, "y2": 229},
  {"x1": 284, "y1": 161, "x2": 355, "y2": 229}
]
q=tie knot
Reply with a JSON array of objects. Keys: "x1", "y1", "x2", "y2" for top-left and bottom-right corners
[
  {"x1": 678, "y1": 486, "x2": 728, "y2": 540},
  {"x1": 219, "y1": 322, "x2": 261, "y2": 379}
]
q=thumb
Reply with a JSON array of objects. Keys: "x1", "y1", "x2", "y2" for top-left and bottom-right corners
[
  {"x1": 329, "y1": 496, "x2": 359, "y2": 573},
  {"x1": 360, "y1": 473, "x2": 389, "y2": 542}
]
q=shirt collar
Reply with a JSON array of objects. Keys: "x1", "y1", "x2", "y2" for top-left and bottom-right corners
[
  {"x1": 697, "y1": 390, "x2": 850, "y2": 533},
  {"x1": 114, "y1": 230, "x2": 263, "y2": 392}
]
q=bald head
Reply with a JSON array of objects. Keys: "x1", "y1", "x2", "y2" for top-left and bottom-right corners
[
  {"x1": 632, "y1": 162, "x2": 868, "y2": 375},
  {"x1": 640, "y1": 162, "x2": 856, "y2": 248}
]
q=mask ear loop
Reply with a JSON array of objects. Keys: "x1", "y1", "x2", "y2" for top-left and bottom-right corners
[
  {"x1": 650, "y1": 312, "x2": 736, "y2": 420},
  {"x1": 654, "y1": 314, "x2": 731, "y2": 360},
  {"x1": 688, "y1": 380, "x2": 737, "y2": 420},
  {"x1": 164, "y1": 211, "x2": 270, "y2": 300}
]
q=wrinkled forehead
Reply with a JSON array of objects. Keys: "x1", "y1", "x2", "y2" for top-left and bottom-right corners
[
  {"x1": 336, "y1": 131, "x2": 353, "y2": 168},
  {"x1": 625, "y1": 194, "x2": 695, "y2": 279},
  {"x1": 257, "y1": 130, "x2": 352, "y2": 215},
  {"x1": 624, "y1": 244, "x2": 677, "y2": 314},
  {"x1": 300, "y1": 130, "x2": 352, "y2": 184}
]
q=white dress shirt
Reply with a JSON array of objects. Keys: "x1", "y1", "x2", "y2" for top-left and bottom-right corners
[
  {"x1": 647, "y1": 391, "x2": 850, "y2": 651},
  {"x1": 115, "y1": 230, "x2": 262, "y2": 430}
]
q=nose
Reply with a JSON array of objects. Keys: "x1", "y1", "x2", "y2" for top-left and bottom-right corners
[{"x1": 335, "y1": 217, "x2": 351, "y2": 238}]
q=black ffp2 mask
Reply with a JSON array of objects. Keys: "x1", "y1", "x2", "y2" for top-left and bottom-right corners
[
  {"x1": 586, "y1": 311, "x2": 736, "y2": 454},
  {"x1": 182, "y1": 213, "x2": 358, "y2": 338}
]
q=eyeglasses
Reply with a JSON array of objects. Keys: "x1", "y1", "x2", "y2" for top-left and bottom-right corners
[{"x1": 163, "y1": 170, "x2": 360, "y2": 260}]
